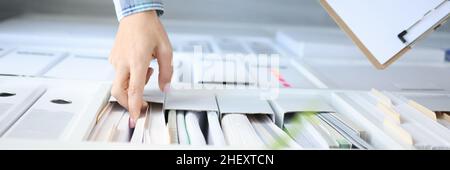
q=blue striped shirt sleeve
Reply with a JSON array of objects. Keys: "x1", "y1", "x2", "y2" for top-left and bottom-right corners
[{"x1": 113, "y1": 0, "x2": 164, "y2": 21}]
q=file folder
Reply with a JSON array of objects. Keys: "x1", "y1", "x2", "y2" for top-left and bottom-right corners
[
  {"x1": 177, "y1": 110, "x2": 190, "y2": 145},
  {"x1": 130, "y1": 105, "x2": 149, "y2": 144},
  {"x1": 89, "y1": 103, "x2": 126, "y2": 141},
  {"x1": 147, "y1": 103, "x2": 169, "y2": 145},
  {"x1": 185, "y1": 111, "x2": 207, "y2": 146},
  {"x1": 221, "y1": 113, "x2": 265, "y2": 148},
  {"x1": 206, "y1": 111, "x2": 226, "y2": 146},
  {"x1": 167, "y1": 110, "x2": 179, "y2": 144},
  {"x1": 408, "y1": 100, "x2": 438, "y2": 121},
  {"x1": 248, "y1": 114, "x2": 302, "y2": 149},
  {"x1": 112, "y1": 112, "x2": 132, "y2": 142},
  {"x1": 284, "y1": 113, "x2": 330, "y2": 149}
]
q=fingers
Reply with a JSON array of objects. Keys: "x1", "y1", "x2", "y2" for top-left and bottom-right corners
[
  {"x1": 111, "y1": 67, "x2": 130, "y2": 110},
  {"x1": 128, "y1": 64, "x2": 147, "y2": 121},
  {"x1": 116, "y1": 67, "x2": 151, "y2": 129},
  {"x1": 155, "y1": 44, "x2": 173, "y2": 92}
]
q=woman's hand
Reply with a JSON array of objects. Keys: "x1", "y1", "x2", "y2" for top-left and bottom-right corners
[{"x1": 109, "y1": 10, "x2": 173, "y2": 127}]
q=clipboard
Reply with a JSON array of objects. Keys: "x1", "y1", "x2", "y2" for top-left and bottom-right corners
[{"x1": 320, "y1": 0, "x2": 450, "y2": 69}]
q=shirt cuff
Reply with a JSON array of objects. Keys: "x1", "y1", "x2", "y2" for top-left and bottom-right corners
[{"x1": 113, "y1": 0, "x2": 164, "y2": 21}]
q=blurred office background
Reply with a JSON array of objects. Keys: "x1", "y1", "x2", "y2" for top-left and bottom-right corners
[
  {"x1": 0, "y1": 0, "x2": 448, "y2": 32},
  {"x1": 0, "y1": 0, "x2": 448, "y2": 52}
]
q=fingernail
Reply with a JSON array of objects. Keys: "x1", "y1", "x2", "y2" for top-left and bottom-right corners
[
  {"x1": 163, "y1": 83, "x2": 171, "y2": 93},
  {"x1": 129, "y1": 117, "x2": 136, "y2": 128}
]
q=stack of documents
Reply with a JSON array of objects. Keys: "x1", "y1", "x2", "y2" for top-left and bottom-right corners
[
  {"x1": 90, "y1": 105, "x2": 228, "y2": 147},
  {"x1": 90, "y1": 102, "x2": 170, "y2": 145},
  {"x1": 87, "y1": 96, "x2": 388, "y2": 150},
  {"x1": 90, "y1": 102, "x2": 129, "y2": 142}
]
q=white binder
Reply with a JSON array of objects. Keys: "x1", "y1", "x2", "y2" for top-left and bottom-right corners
[
  {"x1": 3, "y1": 79, "x2": 110, "y2": 141},
  {"x1": 0, "y1": 84, "x2": 46, "y2": 136}
]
